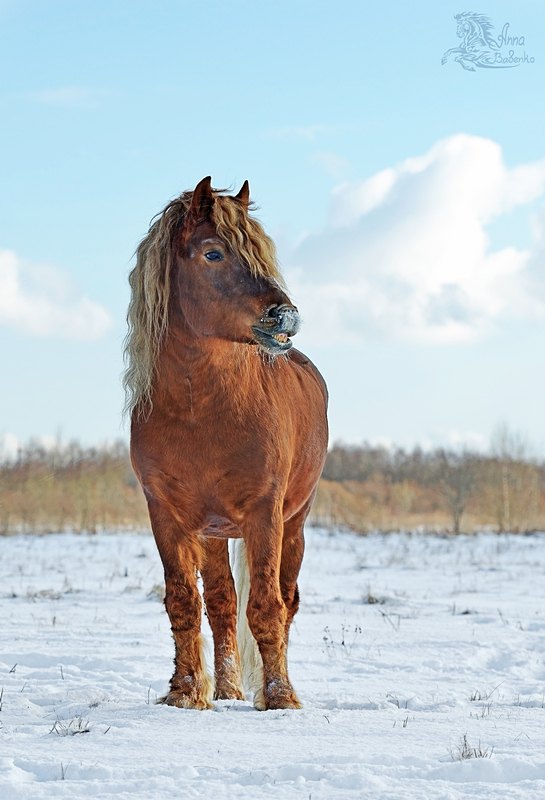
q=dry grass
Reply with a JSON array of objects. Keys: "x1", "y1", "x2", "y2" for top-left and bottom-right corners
[
  {"x1": 2, "y1": 439, "x2": 545, "y2": 535},
  {"x1": 49, "y1": 716, "x2": 91, "y2": 736},
  {"x1": 450, "y1": 733, "x2": 494, "y2": 761}
]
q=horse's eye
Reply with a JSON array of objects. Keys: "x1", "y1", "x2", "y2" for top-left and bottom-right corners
[{"x1": 204, "y1": 250, "x2": 224, "y2": 262}]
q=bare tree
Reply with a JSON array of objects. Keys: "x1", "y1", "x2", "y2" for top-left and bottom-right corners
[
  {"x1": 490, "y1": 424, "x2": 539, "y2": 532},
  {"x1": 434, "y1": 450, "x2": 477, "y2": 534}
]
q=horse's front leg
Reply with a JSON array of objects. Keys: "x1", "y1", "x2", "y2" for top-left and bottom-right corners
[
  {"x1": 148, "y1": 500, "x2": 213, "y2": 709},
  {"x1": 201, "y1": 538, "x2": 244, "y2": 701},
  {"x1": 456, "y1": 54, "x2": 477, "y2": 71},
  {"x1": 441, "y1": 47, "x2": 458, "y2": 64},
  {"x1": 245, "y1": 507, "x2": 301, "y2": 711}
]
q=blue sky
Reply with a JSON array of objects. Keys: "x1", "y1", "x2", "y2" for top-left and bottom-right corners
[{"x1": 1, "y1": 0, "x2": 544, "y2": 453}]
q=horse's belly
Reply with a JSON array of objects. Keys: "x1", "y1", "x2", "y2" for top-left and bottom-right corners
[{"x1": 200, "y1": 513, "x2": 243, "y2": 539}]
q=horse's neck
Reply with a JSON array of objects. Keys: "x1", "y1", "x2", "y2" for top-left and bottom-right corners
[
  {"x1": 467, "y1": 22, "x2": 484, "y2": 44},
  {"x1": 155, "y1": 327, "x2": 257, "y2": 412}
]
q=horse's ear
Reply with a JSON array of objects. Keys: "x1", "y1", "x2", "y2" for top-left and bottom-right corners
[
  {"x1": 189, "y1": 176, "x2": 214, "y2": 220},
  {"x1": 235, "y1": 180, "x2": 250, "y2": 209}
]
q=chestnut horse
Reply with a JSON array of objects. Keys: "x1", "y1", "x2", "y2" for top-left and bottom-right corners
[{"x1": 124, "y1": 177, "x2": 328, "y2": 710}]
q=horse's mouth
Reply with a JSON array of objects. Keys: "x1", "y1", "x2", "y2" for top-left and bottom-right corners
[{"x1": 251, "y1": 326, "x2": 293, "y2": 354}]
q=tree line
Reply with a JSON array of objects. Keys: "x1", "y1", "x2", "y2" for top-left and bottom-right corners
[
  {"x1": 0, "y1": 439, "x2": 148, "y2": 534},
  {"x1": 0, "y1": 427, "x2": 543, "y2": 534},
  {"x1": 313, "y1": 426, "x2": 544, "y2": 533}
]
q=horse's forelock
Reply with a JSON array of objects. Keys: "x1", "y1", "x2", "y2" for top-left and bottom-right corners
[
  {"x1": 212, "y1": 195, "x2": 284, "y2": 287},
  {"x1": 455, "y1": 11, "x2": 494, "y2": 35}
]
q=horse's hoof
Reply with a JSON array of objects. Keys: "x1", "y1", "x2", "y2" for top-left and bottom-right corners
[
  {"x1": 266, "y1": 694, "x2": 302, "y2": 710},
  {"x1": 158, "y1": 691, "x2": 213, "y2": 710},
  {"x1": 254, "y1": 684, "x2": 302, "y2": 710},
  {"x1": 213, "y1": 671, "x2": 244, "y2": 701}
]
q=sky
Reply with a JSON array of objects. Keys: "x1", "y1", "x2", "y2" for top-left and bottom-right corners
[{"x1": 1, "y1": 0, "x2": 544, "y2": 454}]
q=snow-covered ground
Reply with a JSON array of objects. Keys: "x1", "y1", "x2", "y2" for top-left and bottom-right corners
[{"x1": 1, "y1": 528, "x2": 545, "y2": 799}]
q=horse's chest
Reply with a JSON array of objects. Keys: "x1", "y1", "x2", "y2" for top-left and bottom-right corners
[{"x1": 142, "y1": 425, "x2": 276, "y2": 498}]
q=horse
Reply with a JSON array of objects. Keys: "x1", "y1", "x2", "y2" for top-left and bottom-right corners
[
  {"x1": 441, "y1": 12, "x2": 504, "y2": 71},
  {"x1": 124, "y1": 177, "x2": 328, "y2": 710}
]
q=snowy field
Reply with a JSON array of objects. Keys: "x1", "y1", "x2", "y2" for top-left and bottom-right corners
[{"x1": 1, "y1": 528, "x2": 545, "y2": 800}]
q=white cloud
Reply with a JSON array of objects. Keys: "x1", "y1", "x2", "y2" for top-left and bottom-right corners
[
  {"x1": 424, "y1": 430, "x2": 489, "y2": 453},
  {"x1": 0, "y1": 433, "x2": 61, "y2": 460},
  {"x1": 0, "y1": 250, "x2": 111, "y2": 340},
  {"x1": 311, "y1": 151, "x2": 350, "y2": 179},
  {"x1": 28, "y1": 86, "x2": 109, "y2": 109},
  {"x1": 334, "y1": 429, "x2": 490, "y2": 453},
  {"x1": 526, "y1": 205, "x2": 545, "y2": 304},
  {"x1": 0, "y1": 432, "x2": 20, "y2": 459},
  {"x1": 266, "y1": 123, "x2": 348, "y2": 141},
  {"x1": 286, "y1": 134, "x2": 545, "y2": 344}
]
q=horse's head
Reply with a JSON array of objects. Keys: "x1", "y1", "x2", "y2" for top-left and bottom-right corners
[
  {"x1": 454, "y1": 12, "x2": 492, "y2": 45},
  {"x1": 175, "y1": 176, "x2": 299, "y2": 355},
  {"x1": 455, "y1": 11, "x2": 481, "y2": 41}
]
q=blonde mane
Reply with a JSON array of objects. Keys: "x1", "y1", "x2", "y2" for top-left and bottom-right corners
[{"x1": 123, "y1": 187, "x2": 284, "y2": 420}]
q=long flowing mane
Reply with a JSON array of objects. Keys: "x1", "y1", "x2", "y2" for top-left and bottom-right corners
[
  {"x1": 456, "y1": 12, "x2": 498, "y2": 46},
  {"x1": 123, "y1": 187, "x2": 284, "y2": 419}
]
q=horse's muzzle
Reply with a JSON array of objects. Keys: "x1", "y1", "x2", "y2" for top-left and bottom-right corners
[{"x1": 252, "y1": 304, "x2": 300, "y2": 354}]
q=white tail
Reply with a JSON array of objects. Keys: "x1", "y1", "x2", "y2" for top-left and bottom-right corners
[{"x1": 230, "y1": 539, "x2": 265, "y2": 709}]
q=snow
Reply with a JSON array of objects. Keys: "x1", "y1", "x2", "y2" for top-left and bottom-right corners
[{"x1": 1, "y1": 528, "x2": 545, "y2": 799}]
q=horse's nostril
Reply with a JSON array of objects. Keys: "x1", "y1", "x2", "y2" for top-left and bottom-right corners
[
  {"x1": 277, "y1": 304, "x2": 299, "y2": 317},
  {"x1": 259, "y1": 305, "x2": 300, "y2": 338},
  {"x1": 263, "y1": 304, "x2": 298, "y2": 320},
  {"x1": 264, "y1": 305, "x2": 280, "y2": 319}
]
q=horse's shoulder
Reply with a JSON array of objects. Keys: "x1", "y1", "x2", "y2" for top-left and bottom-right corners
[{"x1": 288, "y1": 348, "x2": 328, "y2": 402}]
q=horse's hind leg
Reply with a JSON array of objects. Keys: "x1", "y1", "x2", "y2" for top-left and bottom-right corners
[
  {"x1": 148, "y1": 501, "x2": 213, "y2": 710},
  {"x1": 280, "y1": 505, "x2": 309, "y2": 644},
  {"x1": 244, "y1": 507, "x2": 301, "y2": 710},
  {"x1": 201, "y1": 538, "x2": 244, "y2": 700}
]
